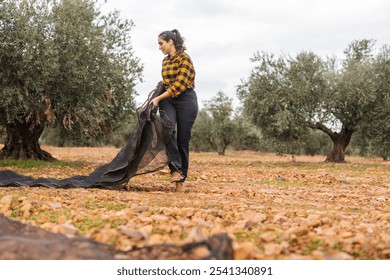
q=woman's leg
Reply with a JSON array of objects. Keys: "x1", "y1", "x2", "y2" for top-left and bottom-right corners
[
  {"x1": 174, "y1": 90, "x2": 198, "y2": 178},
  {"x1": 158, "y1": 98, "x2": 181, "y2": 174}
]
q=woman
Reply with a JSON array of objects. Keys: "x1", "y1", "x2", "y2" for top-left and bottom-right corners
[{"x1": 150, "y1": 29, "x2": 198, "y2": 192}]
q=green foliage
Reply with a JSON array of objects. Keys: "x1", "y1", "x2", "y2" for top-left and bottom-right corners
[
  {"x1": 232, "y1": 113, "x2": 264, "y2": 151},
  {"x1": 237, "y1": 51, "x2": 325, "y2": 155},
  {"x1": 329, "y1": 40, "x2": 377, "y2": 129},
  {"x1": 191, "y1": 99, "x2": 331, "y2": 156},
  {"x1": 0, "y1": 159, "x2": 86, "y2": 169},
  {"x1": 238, "y1": 39, "x2": 390, "y2": 161},
  {"x1": 196, "y1": 92, "x2": 238, "y2": 155},
  {"x1": 0, "y1": 0, "x2": 142, "y2": 146},
  {"x1": 0, "y1": 0, "x2": 57, "y2": 124},
  {"x1": 351, "y1": 45, "x2": 390, "y2": 159},
  {"x1": 301, "y1": 130, "x2": 332, "y2": 156},
  {"x1": 39, "y1": 113, "x2": 138, "y2": 147},
  {"x1": 190, "y1": 110, "x2": 214, "y2": 152}
]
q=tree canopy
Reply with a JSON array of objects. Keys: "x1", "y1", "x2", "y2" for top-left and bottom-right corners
[
  {"x1": 238, "y1": 39, "x2": 390, "y2": 162},
  {"x1": 352, "y1": 45, "x2": 390, "y2": 160},
  {"x1": 192, "y1": 92, "x2": 238, "y2": 155},
  {"x1": 0, "y1": 0, "x2": 142, "y2": 159}
]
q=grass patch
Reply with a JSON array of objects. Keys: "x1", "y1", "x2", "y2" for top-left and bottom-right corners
[
  {"x1": 109, "y1": 219, "x2": 127, "y2": 229},
  {"x1": 234, "y1": 230, "x2": 261, "y2": 245},
  {"x1": 105, "y1": 203, "x2": 127, "y2": 211},
  {"x1": 275, "y1": 181, "x2": 302, "y2": 187},
  {"x1": 152, "y1": 227, "x2": 166, "y2": 234},
  {"x1": 85, "y1": 199, "x2": 101, "y2": 209},
  {"x1": 0, "y1": 159, "x2": 87, "y2": 169},
  {"x1": 10, "y1": 197, "x2": 23, "y2": 218},
  {"x1": 298, "y1": 162, "x2": 387, "y2": 172},
  {"x1": 0, "y1": 189, "x2": 29, "y2": 197},
  {"x1": 354, "y1": 251, "x2": 372, "y2": 260},
  {"x1": 332, "y1": 242, "x2": 344, "y2": 251},
  {"x1": 159, "y1": 176, "x2": 172, "y2": 182},
  {"x1": 346, "y1": 164, "x2": 388, "y2": 172},
  {"x1": 303, "y1": 239, "x2": 323, "y2": 255},
  {"x1": 31, "y1": 209, "x2": 72, "y2": 224},
  {"x1": 274, "y1": 231, "x2": 284, "y2": 243},
  {"x1": 85, "y1": 200, "x2": 127, "y2": 211},
  {"x1": 179, "y1": 231, "x2": 188, "y2": 240},
  {"x1": 154, "y1": 198, "x2": 174, "y2": 208},
  {"x1": 74, "y1": 216, "x2": 104, "y2": 231}
]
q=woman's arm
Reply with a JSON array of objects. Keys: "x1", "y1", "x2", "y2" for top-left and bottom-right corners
[
  {"x1": 150, "y1": 53, "x2": 195, "y2": 108},
  {"x1": 150, "y1": 91, "x2": 171, "y2": 109},
  {"x1": 165, "y1": 54, "x2": 195, "y2": 97}
]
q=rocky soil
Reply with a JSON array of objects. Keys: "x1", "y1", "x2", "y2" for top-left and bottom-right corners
[{"x1": 0, "y1": 146, "x2": 389, "y2": 259}]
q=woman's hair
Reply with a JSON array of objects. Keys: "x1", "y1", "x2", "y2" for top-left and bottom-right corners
[{"x1": 159, "y1": 29, "x2": 186, "y2": 52}]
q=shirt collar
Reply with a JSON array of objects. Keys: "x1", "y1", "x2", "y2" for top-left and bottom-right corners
[{"x1": 167, "y1": 51, "x2": 184, "y2": 60}]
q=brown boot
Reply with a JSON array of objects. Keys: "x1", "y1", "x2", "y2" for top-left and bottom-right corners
[
  {"x1": 175, "y1": 182, "x2": 185, "y2": 192},
  {"x1": 171, "y1": 171, "x2": 184, "y2": 182}
]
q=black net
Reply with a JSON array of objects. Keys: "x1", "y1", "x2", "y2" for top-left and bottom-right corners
[{"x1": 0, "y1": 82, "x2": 174, "y2": 189}]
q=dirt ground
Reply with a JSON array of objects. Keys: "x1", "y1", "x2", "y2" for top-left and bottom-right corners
[{"x1": 0, "y1": 146, "x2": 389, "y2": 259}]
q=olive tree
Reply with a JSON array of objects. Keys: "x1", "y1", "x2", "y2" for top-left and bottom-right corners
[
  {"x1": 0, "y1": 0, "x2": 142, "y2": 160},
  {"x1": 352, "y1": 45, "x2": 390, "y2": 160},
  {"x1": 197, "y1": 91, "x2": 238, "y2": 155},
  {"x1": 238, "y1": 39, "x2": 388, "y2": 162}
]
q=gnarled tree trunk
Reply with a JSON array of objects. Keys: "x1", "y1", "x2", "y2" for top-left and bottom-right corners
[
  {"x1": 207, "y1": 138, "x2": 228, "y2": 156},
  {"x1": 316, "y1": 123, "x2": 353, "y2": 163},
  {"x1": 0, "y1": 120, "x2": 55, "y2": 161},
  {"x1": 325, "y1": 127, "x2": 354, "y2": 163}
]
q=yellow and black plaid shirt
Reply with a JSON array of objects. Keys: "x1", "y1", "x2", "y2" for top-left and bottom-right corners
[{"x1": 161, "y1": 51, "x2": 195, "y2": 97}]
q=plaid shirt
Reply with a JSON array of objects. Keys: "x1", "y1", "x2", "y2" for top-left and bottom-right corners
[{"x1": 161, "y1": 51, "x2": 195, "y2": 97}]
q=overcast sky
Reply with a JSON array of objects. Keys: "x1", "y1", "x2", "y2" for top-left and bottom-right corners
[{"x1": 101, "y1": 0, "x2": 390, "y2": 108}]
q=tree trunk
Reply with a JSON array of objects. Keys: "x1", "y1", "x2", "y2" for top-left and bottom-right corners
[
  {"x1": 0, "y1": 120, "x2": 55, "y2": 161},
  {"x1": 315, "y1": 123, "x2": 353, "y2": 163},
  {"x1": 325, "y1": 128, "x2": 353, "y2": 163}
]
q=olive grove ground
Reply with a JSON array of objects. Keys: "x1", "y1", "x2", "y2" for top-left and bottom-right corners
[{"x1": 0, "y1": 146, "x2": 389, "y2": 259}]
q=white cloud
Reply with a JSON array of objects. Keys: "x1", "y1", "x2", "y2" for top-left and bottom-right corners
[{"x1": 100, "y1": 0, "x2": 390, "y2": 108}]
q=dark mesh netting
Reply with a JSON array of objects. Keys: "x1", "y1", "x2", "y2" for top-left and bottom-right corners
[{"x1": 0, "y1": 82, "x2": 174, "y2": 189}]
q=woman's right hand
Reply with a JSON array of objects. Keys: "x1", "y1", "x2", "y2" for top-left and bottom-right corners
[
  {"x1": 149, "y1": 97, "x2": 160, "y2": 109},
  {"x1": 149, "y1": 91, "x2": 171, "y2": 109}
]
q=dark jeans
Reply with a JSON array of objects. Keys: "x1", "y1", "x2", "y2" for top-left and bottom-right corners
[{"x1": 159, "y1": 89, "x2": 198, "y2": 180}]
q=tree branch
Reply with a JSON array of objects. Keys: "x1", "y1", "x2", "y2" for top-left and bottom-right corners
[{"x1": 315, "y1": 122, "x2": 337, "y2": 141}]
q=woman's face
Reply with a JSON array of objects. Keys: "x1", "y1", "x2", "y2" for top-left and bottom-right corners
[{"x1": 158, "y1": 37, "x2": 173, "y2": 55}]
